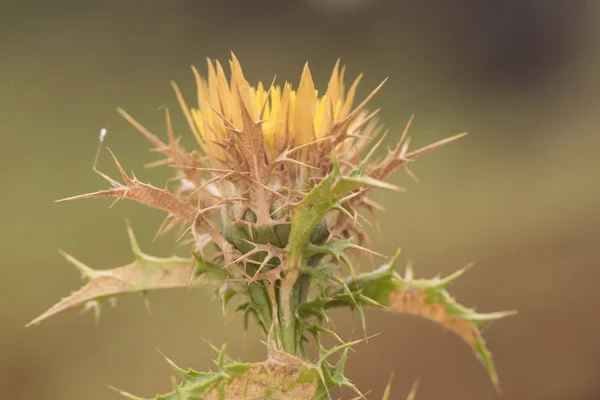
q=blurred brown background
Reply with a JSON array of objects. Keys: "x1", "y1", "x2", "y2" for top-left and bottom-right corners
[{"x1": 2, "y1": 1, "x2": 599, "y2": 399}]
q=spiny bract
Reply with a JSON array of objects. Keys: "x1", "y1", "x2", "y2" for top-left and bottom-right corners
[{"x1": 28, "y1": 53, "x2": 514, "y2": 399}]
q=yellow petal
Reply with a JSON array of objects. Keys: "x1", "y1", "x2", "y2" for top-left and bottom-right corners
[
  {"x1": 215, "y1": 60, "x2": 240, "y2": 128},
  {"x1": 192, "y1": 109, "x2": 223, "y2": 158},
  {"x1": 206, "y1": 58, "x2": 221, "y2": 115},
  {"x1": 313, "y1": 94, "x2": 331, "y2": 138},
  {"x1": 276, "y1": 82, "x2": 292, "y2": 146},
  {"x1": 293, "y1": 63, "x2": 317, "y2": 146},
  {"x1": 289, "y1": 89, "x2": 297, "y2": 139},
  {"x1": 229, "y1": 53, "x2": 254, "y2": 121},
  {"x1": 339, "y1": 65, "x2": 347, "y2": 101},
  {"x1": 340, "y1": 73, "x2": 363, "y2": 119},
  {"x1": 172, "y1": 81, "x2": 203, "y2": 148},
  {"x1": 333, "y1": 98, "x2": 343, "y2": 120},
  {"x1": 325, "y1": 59, "x2": 341, "y2": 109},
  {"x1": 255, "y1": 81, "x2": 266, "y2": 118},
  {"x1": 191, "y1": 65, "x2": 204, "y2": 110}
]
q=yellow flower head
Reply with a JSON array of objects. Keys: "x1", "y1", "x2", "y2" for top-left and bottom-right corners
[
  {"x1": 101, "y1": 53, "x2": 463, "y2": 250},
  {"x1": 173, "y1": 53, "x2": 381, "y2": 165}
]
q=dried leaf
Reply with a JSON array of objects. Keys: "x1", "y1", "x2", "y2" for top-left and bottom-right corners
[
  {"x1": 26, "y1": 225, "x2": 206, "y2": 327},
  {"x1": 370, "y1": 115, "x2": 467, "y2": 182},
  {"x1": 386, "y1": 265, "x2": 516, "y2": 393},
  {"x1": 233, "y1": 89, "x2": 266, "y2": 181},
  {"x1": 57, "y1": 150, "x2": 197, "y2": 222},
  {"x1": 26, "y1": 255, "x2": 197, "y2": 327}
]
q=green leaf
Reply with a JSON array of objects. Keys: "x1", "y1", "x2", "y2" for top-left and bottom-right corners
[
  {"x1": 113, "y1": 349, "x2": 319, "y2": 399},
  {"x1": 26, "y1": 224, "x2": 200, "y2": 327},
  {"x1": 329, "y1": 249, "x2": 515, "y2": 393},
  {"x1": 304, "y1": 240, "x2": 383, "y2": 277},
  {"x1": 387, "y1": 261, "x2": 515, "y2": 393},
  {"x1": 313, "y1": 337, "x2": 371, "y2": 399},
  {"x1": 287, "y1": 158, "x2": 399, "y2": 270},
  {"x1": 191, "y1": 253, "x2": 227, "y2": 283}
]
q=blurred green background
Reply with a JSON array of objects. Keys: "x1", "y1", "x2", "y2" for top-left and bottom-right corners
[{"x1": 2, "y1": 1, "x2": 599, "y2": 399}]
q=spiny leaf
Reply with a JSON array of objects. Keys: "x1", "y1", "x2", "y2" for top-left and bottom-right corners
[
  {"x1": 311, "y1": 335, "x2": 377, "y2": 399},
  {"x1": 386, "y1": 265, "x2": 516, "y2": 393},
  {"x1": 117, "y1": 355, "x2": 317, "y2": 400},
  {"x1": 26, "y1": 226, "x2": 199, "y2": 327},
  {"x1": 288, "y1": 160, "x2": 400, "y2": 270},
  {"x1": 57, "y1": 150, "x2": 197, "y2": 223},
  {"x1": 370, "y1": 116, "x2": 468, "y2": 182},
  {"x1": 339, "y1": 247, "x2": 402, "y2": 305},
  {"x1": 304, "y1": 240, "x2": 385, "y2": 276},
  {"x1": 333, "y1": 249, "x2": 514, "y2": 393}
]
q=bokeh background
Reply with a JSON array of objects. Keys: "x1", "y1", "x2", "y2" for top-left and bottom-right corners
[{"x1": 2, "y1": 1, "x2": 599, "y2": 399}]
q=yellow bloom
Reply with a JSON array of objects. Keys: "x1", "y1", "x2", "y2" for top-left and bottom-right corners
[
  {"x1": 173, "y1": 53, "x2": 367, "y2": 162},
  {"x1": 107, "y1": 53, "x2": 462, "y2": 247}
]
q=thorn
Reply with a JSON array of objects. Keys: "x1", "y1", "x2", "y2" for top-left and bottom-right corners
[
  {"x1": 402, "y1": 165, "x2": 420, "y2": 183},
  {"x1": 206, "y1": 102, "x2": 236, "y2": 130},
  {"x1": 109, "y1": 196, "x2": 123, "y2": 208},
  {"x1": 349, "y1": 108, "x2": 380, "y2": 134},
  {"x1": 363, "y1": 129, "x2": 388, "y2": 165},
  {"x1": 282, "y1": 134, "x2": 331, "y2": 156},
  {"x1": 381, "y1": 371, "x2": 394, "y2": 400},
  {"x1": 171, "y1": 80, "x2": 204, "y2": 146},
  {"x1": 436, "y1": 262, "x2": 474, "y2": 287},
  {"x1": 399, "y1": 136, "x2": 411, "y2": 159},
  {"x1": 175, "y1": 224, "x2": 193, "y2": 244},
  {"x1": 107, "y1": 386, "x2": 140, "y2": 400},
  {"x1": 142, "y1": 291, "x2": 152, "y2": 316},
  {"x1": 397, "y1": 114, "x2": 414, "y2": 151},
  {"x1": 124, "y1": 219, "x2": 143, "y2": 259},
  {"x1": 57, "y1": 249, "x2": 107, "y2": 280},
  {"x1": 106, "y1": 148, "x2": 132, "y2": 184},
  {"x1": 405, "y1": 132, "x2": 468, "y2": 160},
  {"x1": 174, "y1": 166, "x2": 239, "y2": 174},
  {"x1": 349, "y1": 243, "x2": 387, "y2": 259},
  {"x1": 258, "y1": 75, "x2": 277, "y2": 121},
  {"x1": 344, "y1": 77, "x2": 388, "y2": 123},
  {"x1": 117, "y1": 108, "x2": 167, "y2": 150},
  {"x1": 406, "y1": 379, "x2": 420, "y2": 400},
  {"x1": 385, "y1": 247, "x2": 402, "y2": 273},
  {"x1": 153, "y1": 214, "x2": 174, "y2": 242}
]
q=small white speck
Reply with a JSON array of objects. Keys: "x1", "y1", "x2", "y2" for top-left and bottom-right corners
[
  {"x1": 180, "y1": 178, "x2": 196, "y2": 192},
  {"x1": 93, "y1": 128, "x2": 108, "y2": 171},
  {"x1": 83, "y1": 300, "x2": 99, "y2": 312}
]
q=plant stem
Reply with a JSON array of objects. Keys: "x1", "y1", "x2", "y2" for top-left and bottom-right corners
[{"x1": 278, "y1": 269, "x2": 299, "y2": 355}]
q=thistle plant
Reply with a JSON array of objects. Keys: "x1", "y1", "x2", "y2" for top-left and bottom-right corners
[{"x1": 28, "y1": 54, "x2": 514, "y2": 399}]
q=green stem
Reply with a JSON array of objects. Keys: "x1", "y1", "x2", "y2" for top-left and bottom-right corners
[
  {"x1": 278, "y1": 270, "x2": 299, "y2": 355},
  {"x1": 295, "y1": 272, "x2": 312, "y2": 357}
]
